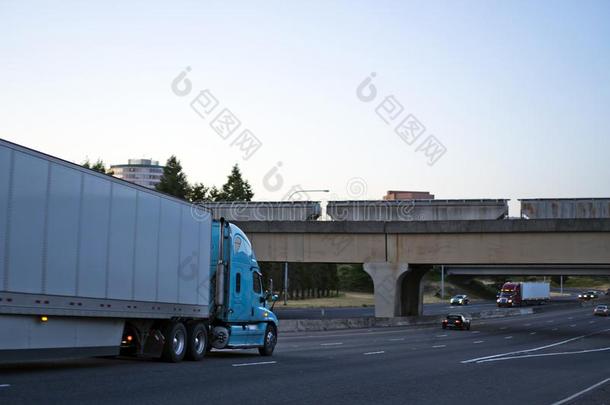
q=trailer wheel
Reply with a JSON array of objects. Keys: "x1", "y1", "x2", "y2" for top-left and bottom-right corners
[
  {"x1": 161, "y1": 322, "x2": 187, "y2": 362},
  {"x1": 186, "y1": 322, "x2": 208, "y2": 361},
  {"x1": 258, "y1": 324, "x2": 277, "y2": 357}
]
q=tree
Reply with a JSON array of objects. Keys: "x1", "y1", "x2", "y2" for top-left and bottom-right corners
[
  {"x1": 156, "y1": 155, "x2": 190, "y2": 199},
  {"x1": 215, "y1": 164, "x2": 254, "y2": 201},
  {"x1": 83, "y1": 159, "x2": 112, "y2": 175},
  {"x1": 187, "y1": 182, "x2": 211, "y2": 203}
]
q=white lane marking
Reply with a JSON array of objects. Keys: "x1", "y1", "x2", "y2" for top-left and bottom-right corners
[
  {"x1": 504, "y1": 336, "x2": 513, "y2": 339},
  {"x1": 470, "y1": 331, "x2": 481, "y2": 334},
  {"x1": 436, "y1": 334, "x2": 447, "y2": 337},
  {"x1": 389, "y1": 338, "x2": 405, "y2": 341},
  {"x1": 524, "y1": 323, "x2": 531, "y2": 327},
  {"x1": 589, "y1": 321, "x2": 596, "y2": 324},
  {"x1": 461, "y1": 329, "x2": 609, "y2": 364},
  {"x1": 473, "y1": 341, "x2": 484, "y2": 344},
  {"x1": 570, "y1": 324, "x2": 576, "y2": 328},
  {"x1": 433, "y1": 345, "x2": 446, "y2": 348},
  {"x1": 551, "y1": 377, "x2": 610, "y2": 405},
  {"x1": 552, "y1": 328, "x2": 558, "y2": 331},
  {"x1": 232, "y1": 361, "x2": 277, "y2": 367},
  {"x1": 500, "y1": 327, "x2": 508, "y2": 330},
  {"x1": 320, "y1": 342, "x2": 343, "y2": 346},
  {"x1": 363, "y1": 351, "x2": 385, "y2": 355},
  {"x1": 547, "y1": 320, "x2": 555, "y2": 323},
  {"x1": 568, "y1": 317, "x2": 573, "y2": 320},
  {"x1": 477, "y1": 347, "x2": 610, "y2": 364},
  {"x1": 530, "y1": 332, "x2": 537, "y2": 335},
  {"x1": 0, "y1": 384, "x2": 10, "y2": 388}
]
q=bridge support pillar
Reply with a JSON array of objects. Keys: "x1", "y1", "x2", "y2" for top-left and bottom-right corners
[
  {"x1": 363, "y1": 262, "x2": 409, "y2": 318},
  {"x1": 399, "y1": 265, "x2": 431, "y2": 317}
]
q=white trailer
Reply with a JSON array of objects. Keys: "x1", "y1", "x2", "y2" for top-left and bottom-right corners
[
  {"x1": 521, "y1": 282, "x2": 550, "y2": 303},
  {"x1": 0, "y1": 139, "x2": 280, "y2": 363}
]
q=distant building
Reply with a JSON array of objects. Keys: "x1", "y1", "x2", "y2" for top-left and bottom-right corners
[
  {"x1": 110, "y1": 158, "x2": 164, "y2": 189},
  {"x1": 383, "y1": 190, "x2": 434, "y2": 200}
]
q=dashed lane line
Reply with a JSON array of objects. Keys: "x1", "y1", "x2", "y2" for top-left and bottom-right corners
[
  {"x1": 504, "y1": 336, "x2": 513, "y2": 339},
  {"x1": 433, "y1": 345, "x2": 446, "y2": 348},
  {"x1": 363, "y1": 351, "x2": 385, "y2": 355},
  {"x1": 232, "y1": 361, "x2": 277, "y2": 367},
  {"x1": 320, "y1": 342, "x2": 343, "y2": 346},
  {"x1": 473, "y1": 341, "x2": 484, "y2": 344}
]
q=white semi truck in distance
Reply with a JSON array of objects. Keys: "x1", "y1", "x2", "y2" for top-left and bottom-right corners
[{"x1": 0, "y1": 139, "x2": 279, "y2": 363}]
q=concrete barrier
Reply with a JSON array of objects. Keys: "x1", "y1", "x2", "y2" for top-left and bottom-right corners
[{"x1": 279, "y1": 307, "x2": 531, "y2": 333}]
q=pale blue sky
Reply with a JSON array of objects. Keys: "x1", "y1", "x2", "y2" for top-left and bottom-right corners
[{"x1": 1, "y1": 1, "x2": 609, "y2": 214}]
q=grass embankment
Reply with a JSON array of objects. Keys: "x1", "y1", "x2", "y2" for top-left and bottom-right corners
[
  {"x1": 279, "y1": 292, "x2": 374, "y2": 308},
  {"x1": 561, "y1": 277, "x2": 610, "y2": 289}
]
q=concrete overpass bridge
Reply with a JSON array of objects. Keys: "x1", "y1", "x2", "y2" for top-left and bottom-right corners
[{"x1": 235, "y1": 219, "x2": 610, "y2": 317}]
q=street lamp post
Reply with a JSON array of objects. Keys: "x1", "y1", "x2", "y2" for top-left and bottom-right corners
[{"x1": 283, "y1": 262, "x2": 288, "y2": 305}]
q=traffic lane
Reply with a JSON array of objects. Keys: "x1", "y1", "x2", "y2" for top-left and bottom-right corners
[
  {"x1": 279, "y1": 305, "x2": 607, "y2": 353},
  {"x1": 272, "y1": 310, "x2": 610, "y2": 405},
  {"x1": 0, "y1": 308, "x2": 608, "y2": 405},
  {"x1": 424, "y1": 300, "x2": 496, "y2": 315},
  {"x1": 229, "y1": 311, "x2": 610, "y2": 405}
]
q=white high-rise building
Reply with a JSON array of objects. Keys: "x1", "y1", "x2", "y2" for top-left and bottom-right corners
[{"x1": 110, "y1": 158, "x2": 164, "y2": 189}]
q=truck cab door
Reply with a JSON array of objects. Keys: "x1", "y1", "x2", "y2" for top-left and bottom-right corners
[{"x1": 248, "y1": 268, "x2": 267, "y2": 345}]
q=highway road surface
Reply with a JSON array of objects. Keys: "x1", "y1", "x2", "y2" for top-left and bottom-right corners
[{"x1": 1, "y1": 304, "x2": 608, "y2": 404}]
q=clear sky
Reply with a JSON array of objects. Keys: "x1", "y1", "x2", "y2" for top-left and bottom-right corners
[{"x1": 1, "y1": 0, "x2": 609, "y2": 214}]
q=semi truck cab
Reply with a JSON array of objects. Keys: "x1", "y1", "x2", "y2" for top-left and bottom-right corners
[
  {"x1": 497, "y1": 283, "x2": 520, "y2": 307},
  {"x1": 209, "y1": 221, "x2": 279, "y2": 355}
]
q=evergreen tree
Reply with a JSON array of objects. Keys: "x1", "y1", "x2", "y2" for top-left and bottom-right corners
[
  {"x1": 156, "y1": 155, "x2": 190, "y2": 199},
  {"x1": 215, "y1": 164, "x2": 254, "y2": 201},
  {"x1": 82, "y1": 159, "x2": 111, "y2": 174},
  {"x1": 187, "y1": 182, "x2": 211, "y2": 202}
]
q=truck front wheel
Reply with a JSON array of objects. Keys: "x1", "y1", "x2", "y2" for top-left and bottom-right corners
[
  {"x1": 161, "y1": 322, "x2": 187, "y2": 362},
  {"x1": 258, "y1": 324, "x2": 277, "y2": 357},
  {"x1": 186, "y1": 322, "x2": 208, "y2": 361}
]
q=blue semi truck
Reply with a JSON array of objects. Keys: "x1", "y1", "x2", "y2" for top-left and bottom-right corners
[{"x1": 0, "y1": 138, "x2": 278, "y2": 363}]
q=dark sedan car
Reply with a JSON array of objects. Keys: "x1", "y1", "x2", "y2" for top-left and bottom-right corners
[{"x1": 442, "y1": 314, "x2": 471, "y2": 330}]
